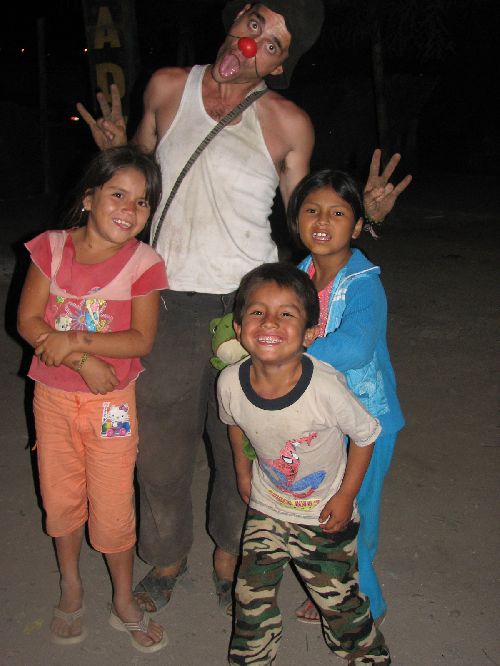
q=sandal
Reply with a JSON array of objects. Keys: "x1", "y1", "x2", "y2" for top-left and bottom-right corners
[
  {"x1": 50, "y1": 605, "x2": 88, "y2": 645},
  {"x1": 109, "y1": 607, "x2": 168, "y2": 654},
  {"x1": 295, "y1": 597, "x2": 321, "y2": 625},
  {"x1": 212, "y1": 570, "x2": 233, "y2": 615},
  {"x1": 133, "y1": 559, "x2": 187, "y2": 612}
]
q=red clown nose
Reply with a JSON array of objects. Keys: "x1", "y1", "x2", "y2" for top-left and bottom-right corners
[{"x1": 238, "y1": 37, "x2": 257, "y2": 58}]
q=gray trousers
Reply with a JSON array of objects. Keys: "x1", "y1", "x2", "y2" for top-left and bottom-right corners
[{"x1": 136, "y1": 289, "x2": 246, "y2": 567}]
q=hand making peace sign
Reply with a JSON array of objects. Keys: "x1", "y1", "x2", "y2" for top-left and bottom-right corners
[
  {"x1": 76, "y1": 83, "x2": 127, "y2": 150},
  {"x1": 363, "y1": 149, "x2": 413, "y2": 223}
]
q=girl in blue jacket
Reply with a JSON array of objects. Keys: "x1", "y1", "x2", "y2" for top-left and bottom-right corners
[{"x1": 287, "y1": 169, "x2": 404, "y2": 625}]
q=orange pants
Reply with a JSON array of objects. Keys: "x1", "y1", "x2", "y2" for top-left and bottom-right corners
[{"x1": 33, "y1": 382, "x2": 138, "y2": 553}]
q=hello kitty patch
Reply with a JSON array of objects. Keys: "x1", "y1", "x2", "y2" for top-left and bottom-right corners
[
  {"x1": 101, "y1": 402, "x2": 131, "y2": 438},
  {"x1": 54, "y1": 296, "x2": 112, "y2": 333}
]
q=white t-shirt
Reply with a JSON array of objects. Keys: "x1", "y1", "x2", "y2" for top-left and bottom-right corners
[
  {"x1": 217, "y1": 354, "x2": 381, "y2": 525},
  {"x1": 152, "y1": 65, "x2": 279, "y2": 293}
]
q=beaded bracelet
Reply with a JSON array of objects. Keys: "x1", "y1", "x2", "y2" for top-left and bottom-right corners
[
  {"x1": 364, "y1": 211, "x2": 385, "y2": 227},
  {"x1": 76, "y1": 352, "x2": 89, "y2": 372},
  {"x1": 363, "y1": 212, "x2": 385, "y2": 240}
]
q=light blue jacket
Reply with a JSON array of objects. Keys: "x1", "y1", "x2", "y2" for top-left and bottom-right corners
[{"x1": 298, "y1": 249, "x2": 404, "y2": 434}]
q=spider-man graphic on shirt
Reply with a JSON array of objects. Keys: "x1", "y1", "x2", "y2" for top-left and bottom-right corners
[{"x1": 261, "y1": 432, "x2": 326, "y2": 499}]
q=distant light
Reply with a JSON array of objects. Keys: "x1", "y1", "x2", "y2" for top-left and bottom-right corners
[
  {"x1": 84, "y1": 48, "x2": 88, "y2": 53},
  {"x1": 69, "y1": 116, "x2": 80, "y2": 122},
  {"x1": 20, "y1": 48, "x2": 25, "y2": 53}
]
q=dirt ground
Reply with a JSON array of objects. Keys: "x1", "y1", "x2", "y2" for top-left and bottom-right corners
[{"x1": 0, "y1": 170, "x2": 498, "y2": 666}]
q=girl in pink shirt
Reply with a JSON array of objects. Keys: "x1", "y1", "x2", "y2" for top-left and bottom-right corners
[{"x1": 17, "y1": 146, "x2": 168, "y2": 653}]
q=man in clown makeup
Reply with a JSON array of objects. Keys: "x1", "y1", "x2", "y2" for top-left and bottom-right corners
[{"x1": 77, "y1": 0, "x2": 410, "y2": 616}]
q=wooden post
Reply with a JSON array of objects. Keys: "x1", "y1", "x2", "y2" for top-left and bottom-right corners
[{"x1": 81, "y1": 0, "x2": 140, "y2": 121}]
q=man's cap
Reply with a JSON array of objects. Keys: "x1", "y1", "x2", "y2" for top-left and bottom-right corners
[{"x1": 222, "y1": 0, "x2": 325, "y2": 89}]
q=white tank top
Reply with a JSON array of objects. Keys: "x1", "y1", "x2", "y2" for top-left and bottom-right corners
[{"x1": 152, "y1": 65, "x2": 279, "y2": 293}]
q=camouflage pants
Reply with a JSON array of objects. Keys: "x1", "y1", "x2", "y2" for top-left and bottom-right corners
[{"x1": 229, "y1": 509, "x2": 390, "y2": 665}]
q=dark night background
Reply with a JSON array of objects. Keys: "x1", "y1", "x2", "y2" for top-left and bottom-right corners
[{"x1": 1, "y1": 0, "x2": 499, "y2": 226}]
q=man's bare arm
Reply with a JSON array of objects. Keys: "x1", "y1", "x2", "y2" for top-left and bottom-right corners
[{"x1": 276, "y1": 103, "x2": 315, "y2": 208}]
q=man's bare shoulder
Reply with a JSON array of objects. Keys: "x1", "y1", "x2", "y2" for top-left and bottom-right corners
[
  {"x1": 258, "y1": 90, "x2": 314, "y2": 152},
  {"x1": 259, "y1": 90, "x2": 313, "y2": 134},
  {"x1": 143, "y1": 66, "x2": 193, "y2": 125},
  {"x1": 137, "y1": 66, "x2": 194, "y2": 147},
  {"x1": 147, "y1": 66, "x2": 191, "y2": 97}
]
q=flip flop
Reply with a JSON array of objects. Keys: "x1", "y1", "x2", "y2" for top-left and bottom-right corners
[
  {"x1": 109, "y1": 607, "x2": 168, "y2": 654},
  {"x1": 133, "y1": 559, "x2": 187, "y2": 612},
  {"x1": 295, "y1": 598, "x2": 321, "y2": 625},
  {"x1": 50, "y1": 605, "x2": 88, "y2": 645},
  {"x1": 212, "y1": 570, "x2": 233, "y2": 616}
]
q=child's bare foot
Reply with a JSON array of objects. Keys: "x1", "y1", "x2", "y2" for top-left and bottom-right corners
[
  {"x1": 111, "y1": 597, "x2": 167, "y2": 652},
  {"x1": 295, "y1": 597, "x2": 321, "y2": 624},
  {"x1": 50, "y1": 579, "x2": 86, "y2": 643}
]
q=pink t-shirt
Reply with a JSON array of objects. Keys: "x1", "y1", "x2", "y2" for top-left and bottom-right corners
[{"x1": 26, "y1": 230, "x2": 168, "y2": 392}]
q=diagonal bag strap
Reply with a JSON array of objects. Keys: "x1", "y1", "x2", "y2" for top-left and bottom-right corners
[{"x1": 151, "y1": 86, "x2": 268, "y2": 249}]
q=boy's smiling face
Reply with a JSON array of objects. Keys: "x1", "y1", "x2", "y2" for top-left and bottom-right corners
[{"x1": 234, "y1": 280, "x2": 318, "y2": 366}]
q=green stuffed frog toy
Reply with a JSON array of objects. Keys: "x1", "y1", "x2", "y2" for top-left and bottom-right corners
[
  {"x1": 209, "y1": 313, "x2": 255, "y2": 461},
  {"x1": 209, "y1": 312, "x2": 249, "y2": 371}
]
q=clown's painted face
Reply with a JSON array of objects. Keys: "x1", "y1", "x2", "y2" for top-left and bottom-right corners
[{"x1": 213, "y1": 4, "x2": 291, "y2": 84}]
